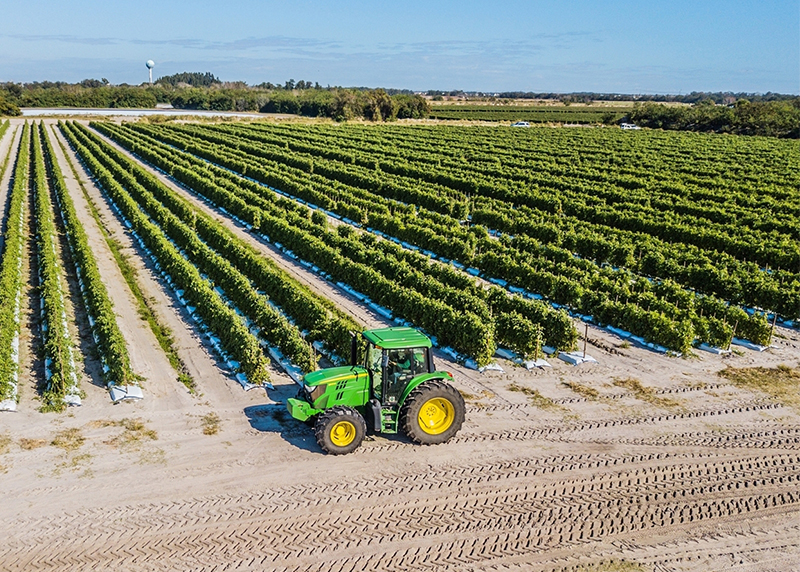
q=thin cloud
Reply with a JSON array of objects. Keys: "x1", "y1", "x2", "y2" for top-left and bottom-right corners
[
  {"x1": 2, "y1": 31, "x2": 592, "y2": 59},
  {"x1": 4, "y1": 33, "x2": 121, "y2": 46},
  {"x1": 2, "y1": 33, "x2": 344, "y2": 53},
  {"x1": 205, "y1": 36, "x2": 344, "y2": 52}
]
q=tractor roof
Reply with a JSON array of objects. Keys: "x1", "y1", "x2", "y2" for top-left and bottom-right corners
[{"x1": 362, "y1": 327, "x2": 432, "y2": 350}]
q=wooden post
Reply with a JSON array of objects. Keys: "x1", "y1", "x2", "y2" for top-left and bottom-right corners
[
  {"x1": 728, "y1": 320, "x2": 738, "y2": 351},
  {"x1": 534, "y1": 329, "x2": 541, "y2": 362},
  {"x1": 768, "y1": 313, "x2": 778, "y2": 346}
]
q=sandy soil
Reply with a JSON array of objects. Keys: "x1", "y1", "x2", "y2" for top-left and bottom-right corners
[{"x1": 0, "y1": 117, "x2": 798, "y2": 572}]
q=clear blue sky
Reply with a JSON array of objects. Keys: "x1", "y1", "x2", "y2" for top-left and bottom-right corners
[{"x1": 2, "y1": 0, "x2": 798, "y2": 94}]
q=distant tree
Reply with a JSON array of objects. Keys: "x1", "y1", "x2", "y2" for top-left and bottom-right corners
[
  {"x1": 1, "y1": 82, "x2": 23, "y2": 99},
  {"x1": 298, "y1": 90, "x2": 335, "y2": 116},
  {"x1": 80, "y1": 78, "x2": 106, "y2": 88},
  {"x1": 110, "y1": 87, "x2": 157, "y2": 108},
  {"x1": 0, "y1": 94, "x2": 21, "y2": 116},
  {"x1": 363, "y1": 89, "x2": 395, "y2": 121},
  {"x1": 330, "y1": 89, "x2": 360, "y2": 121},
  {"x1": 206, "y1": 92, "x2": 234, "y2": 110},
  {"x1": 170, "y1": 88, "x2": 210, "y2": 110},
  {"x1": 156, "y1": 72, "x2": 221, "y2": 87},
  {"x1": 394, "y1": 94, "x2": 430, "y2": 119},
  {"x1": 260, "y1": 91, "x2": 301, "y2": 114}
]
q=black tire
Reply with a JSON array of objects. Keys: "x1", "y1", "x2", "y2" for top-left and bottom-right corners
[
  {"x1": 400, "y1": 380, "x2": 465, "y2": 445},
  {"x1": 314, "y1": 406, "x2": 366, "y2": 455}
]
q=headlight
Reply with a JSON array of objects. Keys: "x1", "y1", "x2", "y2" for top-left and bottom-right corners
[{"x1": 305, "y1": 384, "x2": 326, "y2": 402}]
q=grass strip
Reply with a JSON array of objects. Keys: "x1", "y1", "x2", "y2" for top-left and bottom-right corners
[
  {"x1": 508, "y1": 383, "x2": 564, "y2": 411},
  {"x1": 719, "y1": 364, "x2": 800, "y2": 412},
  {"x1": 612, "y1": 377, "x2": 681, "y2": 409}
]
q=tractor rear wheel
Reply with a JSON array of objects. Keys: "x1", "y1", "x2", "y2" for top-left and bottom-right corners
[
  {"x1": 400, "y1": 380, "x2": 465, "y2": 445},
  {"x1": 314, "y1": 406, "x2": 366, "y2": 455}
]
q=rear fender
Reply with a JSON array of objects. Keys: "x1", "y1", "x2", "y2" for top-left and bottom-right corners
[{"x1": 399, "y1": 372, "x2": 454, "y2": 406}]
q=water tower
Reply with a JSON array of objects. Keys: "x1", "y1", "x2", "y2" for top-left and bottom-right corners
[{"x1": 146, "y1": 60, "x2": 155, "y2": 84}]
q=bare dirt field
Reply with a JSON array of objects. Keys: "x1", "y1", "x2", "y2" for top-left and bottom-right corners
[{"x1": 0, "y1": 117, "x2": 798, "y2": 572}]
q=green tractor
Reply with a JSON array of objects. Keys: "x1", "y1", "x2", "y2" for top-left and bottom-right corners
[{"x1": 287, "y1": 327, "x2": 466, "y2": 454}]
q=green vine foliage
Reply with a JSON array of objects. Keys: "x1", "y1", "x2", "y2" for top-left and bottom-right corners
[
  {"x1": 65, "y1": 122, "x2": 314, "y2": 373},
  {"x1": 61, "y1": 121, "x2": 271, "y2": 385},
  {"x1": 32, "y1": 123, "x2": 80, "y2": 411},
  {"x1": 105, "y1": 121, "x2": 786, "y2": 352},
  {"x1": 96, "y1": 121, "x2": 579, "y2": 363},
  {"x1": 0, "y1": 124, "x2": 29, "y2": 403},
  {"x1": 39, "y1": 122, "x2": 136, "y2": 388}
]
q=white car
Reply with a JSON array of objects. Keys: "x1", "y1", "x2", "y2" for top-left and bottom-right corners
[{"x1": 511, "y1": 121, "x2": 530, "y2": 127}]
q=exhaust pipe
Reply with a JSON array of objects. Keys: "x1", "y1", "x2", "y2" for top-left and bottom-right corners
[{"x1": 350, "y1": 332, "x2": 359, "y2": 366}]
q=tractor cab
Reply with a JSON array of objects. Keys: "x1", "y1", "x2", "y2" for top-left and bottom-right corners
[
  {"x1": 286, "y1": 327, "x2": 466, "y2": 455},
  {"x1": 362, "y1": 328, "x2": 434, "y2": 405}
]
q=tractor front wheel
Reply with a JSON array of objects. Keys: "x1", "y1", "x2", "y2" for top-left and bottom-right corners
[
  {"x1": 314, "y1": 406, "x2": 366, "y2": 455},
  {"x1": 400, "y1": 380, "x2": 465, "y2": 445}
]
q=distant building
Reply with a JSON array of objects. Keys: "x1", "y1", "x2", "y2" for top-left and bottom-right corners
[{"x1": 620, "y1": 123, "x2": 641, "y2": 130}]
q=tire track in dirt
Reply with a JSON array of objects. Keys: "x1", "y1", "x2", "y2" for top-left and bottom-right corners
[
  {"x1": 473, "y1": 381, "x2": 736, "y2": 411},
  {"x1": 10, "y1": 451, "x2": 780, "y2": 528},
  {"x1": 584, "y1": 426, "x2": 800, "y2": 451},
  {"x1": 467, "y1": 519, "x2": 800, "y2": 571},
  {"x1": 357, "y1": 401, "x2": 784, "y2": 454},
  {"x1": 4, "y1": 452, "x2": 798, "y2": 571}
]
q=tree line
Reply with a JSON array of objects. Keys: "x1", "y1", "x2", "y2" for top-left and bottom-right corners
[
  {"x1": 0, "y1": 77, "x2": 429, "y2": 122},
  {"x1": 431, "y1": 90, "x2": 797, "y2": 105},
  {"x1": 1, "y1": 77, "x2": 796, "y2": 135},
  {"x1": 627, "y1": 99, "x2": 800, "y2": 138}
]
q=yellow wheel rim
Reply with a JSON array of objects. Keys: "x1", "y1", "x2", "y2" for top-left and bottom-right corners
[
  {"x1": 330, "y1": 420, "x2": 357, "y2": 447},
  {"x1": 418, "y1": 398, "x2": 455, "y2": 435}
]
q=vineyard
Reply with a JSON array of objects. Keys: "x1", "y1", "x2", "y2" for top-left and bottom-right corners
[
  {"x1": 1, "y1": 117, "x2": 799, "y2": 571},
  {"x1": 88, "y1": 120, "x2": 797, "y2": 359},
  {"x1": 0, "y1": 118, "x2": 797, "y2": 407}
]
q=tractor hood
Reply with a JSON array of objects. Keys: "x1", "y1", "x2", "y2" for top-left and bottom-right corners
[
  {"x1": 303, "y1": 365, "x2": 368, "y2": 388},
  {"x1": 299, "y1": 365, "x2": 370, "y2": 412}
]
